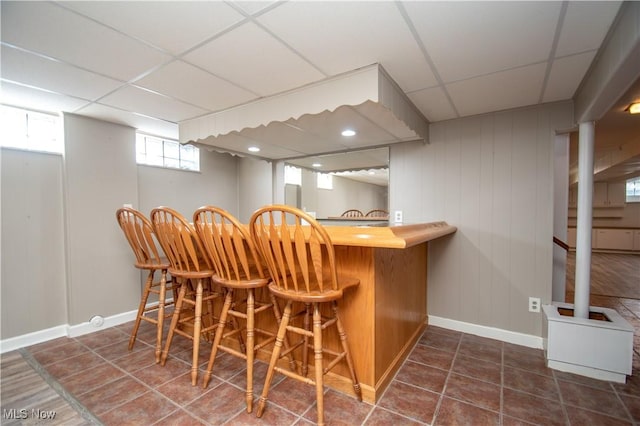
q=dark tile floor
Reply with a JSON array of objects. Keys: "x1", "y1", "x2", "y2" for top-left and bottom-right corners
[{"x1": 4, "y1": 306, "x2": 640, "y2": 426}]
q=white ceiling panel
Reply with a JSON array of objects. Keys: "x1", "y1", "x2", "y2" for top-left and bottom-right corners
[
  {"x1": 0, "y1": 80, "x2": 90, "y2": 113},
  {"x1": 1, "y1": 45, "x2": 122, "y2": 101},
  {"x1": 1, "y1": 1, "x2": 170, "y2": 82},
  {"x1": 135, "y1": 60, "x2": 256, "y2": 112},
  {"x1": 183, "y1": 21, "x2": 325, "y2": 97},
  {"x1": 257, "y1": 1, "x2": 437, "y2": 92},
  {"x1": 198, "y1": 132, "x2": 303, "y2": 159},
  {"x1": 241, "y1": 122, "x2": 343, "y2": 155},
  {"x1": 555, "y1": 1, "x2": 622, "y2": 58},
  {"x1": 292, "y1": 105, "x2": 397, "y2": 147},
  {"x1": 75, "y1": 103, "x2": 179, "y2": 139},
  {"x1": 447, "y1": 63, "x2": 547, "y2": 118},
  {"x1": 99, "y1": 85, "x2": 208, "y2": 123},
  {"x1": 543, "y1": 52, "x2": 597, "y2": 103},
  {"x1": 405, "y1": 1, "x2": 560, "y2": 83},
  {"x1": 60, "y1": 1, "x2": 246, "y2": 55},
  {"x1": 229, "y1": 1, "x2": 280, "y2": 16},
  {"x1": 408, "y1": 87, "x2": 458, "y2": 123}
]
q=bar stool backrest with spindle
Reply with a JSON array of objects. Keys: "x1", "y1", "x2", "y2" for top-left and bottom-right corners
[
  {"x1": 115, "y1": 207, "x2": 175, "y2": 363},
  {"x1": 150, "y1": 206, "x2": 219, "y2": 386},
  {"x1": 341, "y1": 209, "x2": 364, "y2": 218},
  {"x1": 249, "y1": 204, "x2": 362, "y2": 425}
]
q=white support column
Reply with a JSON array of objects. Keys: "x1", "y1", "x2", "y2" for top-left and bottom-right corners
[{"x1": 574, "y1": 121, "x2": 595, "y2": 319}]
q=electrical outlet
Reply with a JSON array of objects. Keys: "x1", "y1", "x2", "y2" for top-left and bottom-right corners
[
  {"x1": 394, "y1": 210, "x2": 403, "y2": 223},
  {"x1": 528, "y1": 297, "x2": 541, "y2": 313}
]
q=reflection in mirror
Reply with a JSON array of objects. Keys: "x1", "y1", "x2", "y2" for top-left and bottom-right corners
[{"x1": 284, "y1": 147, "x2": 389, "y2": 221}]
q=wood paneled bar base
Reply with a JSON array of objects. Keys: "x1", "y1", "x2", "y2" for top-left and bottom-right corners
[{"x1": 312, "y1": 221, "x2": 457, "y2": 403}]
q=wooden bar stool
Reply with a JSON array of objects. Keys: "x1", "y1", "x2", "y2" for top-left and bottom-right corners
[
  {"x1": 193, "y1": 206, "x2": 296, "y2": 413},
  {"x1": 115, "y1": 207, "x2": 176, "y2": 363},
  {"x1": 150, "y1": 206, "x2": 221, "y2": 386},
  {"x1": 249, "y1": 205, "x2": 362, "y2": 426}
]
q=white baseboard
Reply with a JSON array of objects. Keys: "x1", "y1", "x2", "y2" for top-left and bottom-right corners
[
  {"x1": 67, "y1": 309, "x2": 138, "y2": 338},
  {"x1": 0, "y1": 325, "x2": 68, "y2": 354},
  {"x1": 428, "y1": 315, "x2": 543, "y2": 349},
  {"x1": 0, "y1": 308, "x2": 139, "y2": 354}
]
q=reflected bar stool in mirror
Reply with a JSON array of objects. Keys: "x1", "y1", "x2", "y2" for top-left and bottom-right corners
[
  {"x1": 365, "y1": 209, "x2": 389, "y2": 218},
  {"x1": 341, "y1": 209, "x2": 364, "y2": 218},
  {"x1": 249, "y1": 205, "x2": 362, "y2": 426},
  {"x1": 150, "y1": 206, "x2": 221, "y2": 385},
  {"x1": 193, "y1": 206, "x2": 296, "y2": 413},
  {"x1": 115, "y1": 207, "x2": 176, "y2": 363}
]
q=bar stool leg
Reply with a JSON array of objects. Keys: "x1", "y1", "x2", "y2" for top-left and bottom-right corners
[
  {"x1": 161, "y1": 281, "x2": 187, "y2": 365},
  {"x1": 302, "y1": 303, "x2": 311, "y2": 377},
  {"x1": 312, "y1": 304, "x2": 325, "y2": 426},
  {"x1": 129, "y1": 270, "x2": 154, "y2": 351},
  {"x1": 256, "y1": 300, "x2": 293, "y2": 418},
  {"x1": 154, "y1": 269, "x2": 168, "y2": 363},
  {"x1": 246, "y1": 289, "x2": 256, "y2": 413},
  {"x1": 202, "y1": 288, "x2": 233, "y2": 389},
  {"x1": 333, "y1": 302, "x2": 362, "y2": 401},
  {"x1": 191, "y1": 279, "x2": 204, "y2": 386}
]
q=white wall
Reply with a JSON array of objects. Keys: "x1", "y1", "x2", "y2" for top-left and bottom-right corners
[
  {"x1": 1, "y1": 115, "x2": 243, "y2": 340},
  {"x1": 63, "y1": 114, "x2": 140, "y2": 325},
  {"x1": 390, "y1": 102, "x2": 574, "y2": 337},
  {"x1": 1, "y1": 149, "x2": 68, "y2": 338},
  {"x1": 137, "y1": 149, "x2": 238, "y2": 220},
  {"x1": 237, "y1": 156, "x2": 273, "y2": 223}
]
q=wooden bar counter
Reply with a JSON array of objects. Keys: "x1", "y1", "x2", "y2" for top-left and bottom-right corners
[{"x1": 292, "y1": 221, "x2": 457, "y2": 403}]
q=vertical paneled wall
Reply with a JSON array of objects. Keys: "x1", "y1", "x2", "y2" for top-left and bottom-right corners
[
  {"x1": 390, "y1": 102, "x2": 573, "y2": 336},
  {"x1": 64, "y1": 114, "x2": 140, "y2": 325},
  {"x1": 137, "y1": 150, "x2": 239, "y2": 219},
  {"x1": 1, "y1": 149, "x2": 67, "y2": 338},
  {"x1": 238, "y1": 156, "x2": 273, "y2": 223}
]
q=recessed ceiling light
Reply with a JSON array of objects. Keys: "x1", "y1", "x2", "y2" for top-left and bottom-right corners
[
  {"x1": 341, "y1": 129, "x2": 356, "y2": 137},
  {"x1": 248, "y1": 146, "x2": 260, "y2": 152},
  {"x1": 627, "y1": 102, "x2": 640, "y2": 114},
  {"x1": 312, "y1": 163, "x2": 322, "y2": 167}
]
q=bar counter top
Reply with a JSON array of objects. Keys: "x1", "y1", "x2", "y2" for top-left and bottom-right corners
[{"x1": 323, "y1": 221, "x2": 457, "y2": 249}]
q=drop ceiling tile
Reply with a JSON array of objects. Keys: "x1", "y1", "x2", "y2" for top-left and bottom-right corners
[
  {"x1": 135, "y1": 60, "x2": 256, "y2": 112},
  {"x1": 1, "y1": 1, "x2": 170, "y2": 81},
  {"x1": 183, "y1": 21, "x2": 325, "y2": 97},
  {"x1": 291, "y1": 106, "x2": 397, "y2": 147},
  {"x1": 446, "y1": 63, "x2": 547, "y2": 118},
  {"x1": 543, "y1": 51, "x2": 597, "y2": 103},
  {"x1": 257, "y1": 1, "x2": 437, "y2": 92},
  {"x1": 1, "y1": 45, "x2": 123, "y2": 101},
  {"x1": 99, "y1": 86, "x2": 208, "y2": 123},
  {"x1": 404, "y1": 1, "x2": 560, "y2": 83},
  {"x1": 229, "y1": 1, "x2": 280, "y2": 16},
  {"x1": 61, "y1": 1, "x2": 245, "y2": 55},
  {"x1": 240, "y1": 121, "x2": 343, "y2": 155},
  {"x1": 74, "y1": 103, "x2": 178, "y2": 139},
  {"x1": 555, "y1": 1, "x2": 622, "y2": 57},
  {"x1": 200, "y1": 132, "x2": 303, "y2": 159},
  {"x1": 408, "y1": 86, "x2": 458, "y2": 123},
  {"x1": 0, "y1": 80, "x2": 90, "y2": 114}
]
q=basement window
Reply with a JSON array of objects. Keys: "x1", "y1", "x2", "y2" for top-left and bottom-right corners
[
  {"x1": 0, "y1": 105, "x2": 63, "y2": 154},
  {"x1": 626, "y1": 177, "x2": 640, "y2": 203},
  {"x1": 136, "y1": 133, "x2": 199, "y2": 171},
  {"x1": 317, "y1": 172, "x2": 333, "y2": 190}
]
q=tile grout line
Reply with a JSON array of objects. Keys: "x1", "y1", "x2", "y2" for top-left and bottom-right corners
[{"x1": 19, "y1": 347, "x2": 104, "y2": 425}]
